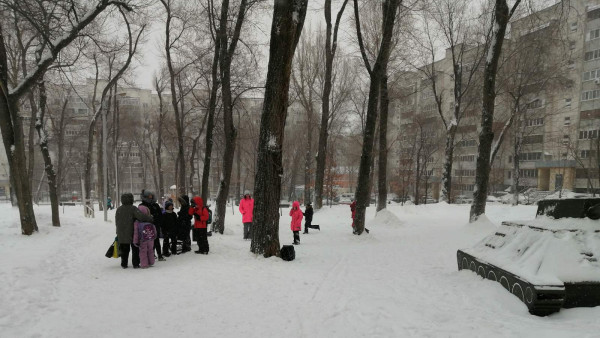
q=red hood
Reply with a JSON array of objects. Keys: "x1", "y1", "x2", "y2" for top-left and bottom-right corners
[
  {"x1": 192, "y1": 196, "x2": 204, "y2": 208},
  {"x1": 292, "y1": 201, "x2": 300, "y2": 209}
]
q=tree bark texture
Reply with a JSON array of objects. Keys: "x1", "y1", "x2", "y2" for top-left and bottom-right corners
[
  {"x1": 352, "y1": 0, "x2": 400, "y2": 235},
  {"x1": 470, "y1": 0, "x2": 518, "y2": 222},
  {"x1": 250, "y1": 0, "x2": 307, "y2": 257},
  {"x1": 376, "y1": 74, "x2": 389, "y2": 212}
]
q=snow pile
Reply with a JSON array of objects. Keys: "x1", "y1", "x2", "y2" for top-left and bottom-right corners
[
  {"x1": 463, "y1": 217, "x2": 600, "y2": 285},
  {"x1": 371, "y1": 208, "x2": 403, "y2": 227}
]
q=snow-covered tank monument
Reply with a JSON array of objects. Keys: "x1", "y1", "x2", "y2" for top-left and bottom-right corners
[{"x1": 457, "y1": 198, "x2": 600, "y2": 316}]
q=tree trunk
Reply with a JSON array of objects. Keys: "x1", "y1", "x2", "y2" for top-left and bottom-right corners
[
  {"x1": 470, "y1": 0, "x2": 517, "y2": 222},
  {"x1": 377, "y1": 75, "x2": 389, "y2": 211},
  {"x1": 27, "y1": 92, "x2": 36, "y2": 197},
  {"x1": 251, "y1": 0, "x2": 307, "y2": 257},
  {"x1": 352, "y1": 0, "x2": 400, "y2": 235},
  {"x1": 36, "y1": 77, "x2": 60, "y2": 226},
  {"x1": 314, "y1": 0, "x2": 348, "y2": 210},
  {"x1": 440, "y1": 130, "x2": 456, "y2": 203},
  {"x1": 201, "y1": 39, "x2": 220, "y2": 202},
  {"x1": 304, "y1": 118, "x2": 312, "y2": 204},
  {"x1": 213, "y1": 0, "x2": 248, "y2": 235}
]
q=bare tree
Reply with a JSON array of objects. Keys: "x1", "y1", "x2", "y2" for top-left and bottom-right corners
[
  {"x1": 314, "y1": 0, "x2": 349, "y2": 210},
  {"x1": 411, "y1": 0, "x2": 485, "y2": 203},
  {"x1": 470, "y1": 0, "x2": 522, "y2": 222},
  {"x1": 250, "y1": 0, "x2": 307, "y2": 257},
  {"x1": 0, "y1": 0, "x2": 134, "y2": 235},
  {"x1": 352, "y1": 0, "x2": 401, "y2": 235}
]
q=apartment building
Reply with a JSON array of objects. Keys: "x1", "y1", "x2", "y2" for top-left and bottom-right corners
[{"x1": 391, "y1": 0, "x2": 600, "y2": 201}]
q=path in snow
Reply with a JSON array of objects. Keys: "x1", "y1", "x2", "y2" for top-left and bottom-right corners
[{"x1": 1, "y1": 203, "x2": 600, "y2": 337}]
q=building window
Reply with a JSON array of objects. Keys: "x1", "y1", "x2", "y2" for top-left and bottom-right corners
[
  {"x1": 581, "y1": 150, "x2": 590, "y2": 158},
  {"x1": 508, "y1": 171, "x2": 512, "y2": 179},
  {"x1": 585, "y1": 49, "x2": 600, "y2": 61},
  {"x1": 583, "y1": 69, "x2": 600, "y2": 81},
  {"x1": 571, "y1": 22, "x2": 578, "y2": 32},
  {"x1": 525, "y1": 118, "x2": 544, "y2": 127},
  {"x1": 456, "y1": 139, "x2": 477, "y2": 147},
  {"x1": 508, "y1": 155, "x2": 512, "y2": 163},
  {"x1": 565, "y1": 98, "x2": 572, "y2": 107},
  {"x1": 582, "y1": 90, "x2": 600, "y2": 101},
  {"x1": 563, "y1": 134, "x2": 570, "y2": 145},
  {"x1": 518, "y1": 169, "x2": 538, "y2": 178},
  {"x1": 526, "y1": 99, "x2": 543, "y2": 109},
  {"x1": 454, "y1": 169, "x2": 476, "y2": 177},
  {"x1": 520, "y1": 152, "x2": 542, "y2": 161},
  {"x1": 564, "y1": 116, "x2": 571, "y2": 126},
  {"x1": 562, "y1": 153, "x2": 568, "y2": 160},
  {"x1": 570, "y1": 41, "x2": 576, "y2": 50},
  {"x1": 522, "y1": 135, "x2": 544, "y2": 144},
  {"x1": 568, "y1": 60, "x2": 576, "y2": 69},
  {"x1": 590, "y1": 28, "x2": 600, "y2": 40},
  {"x1": 579, "y1": 129, "x2": 599, "y2": 139}
]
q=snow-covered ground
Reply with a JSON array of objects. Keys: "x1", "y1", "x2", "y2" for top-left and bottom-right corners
[{"x1": 1, "y1": 201, "x2": 599, "y2": 337}]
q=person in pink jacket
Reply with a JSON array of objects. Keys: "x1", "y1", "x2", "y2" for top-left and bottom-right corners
[
  {"x1": 239, "y1": 190, "x2": 254, "y2": 240},
  {"x1": 289, "y1": 201, "x2": 304, "y2": 245},
  {"x1": 133, "y1": 205, "x2": 157, "y2": 268}
]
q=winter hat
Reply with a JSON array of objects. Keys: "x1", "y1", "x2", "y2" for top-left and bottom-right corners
[
  {"x1": 306, "y1": 202, "x2": 312, "y2": 207},
  {"x1": 138, "y1": 205, "x2": 150, "y2": 215},
  {"x1": 244, "y1": 190, "x2": 251, "y2": 196},
  {"x1": 142, "y1": 190, "x2": 155, "y2": 204},
  {"x1": 165, "y1": 201, "x2": 174, "y2": 210}
]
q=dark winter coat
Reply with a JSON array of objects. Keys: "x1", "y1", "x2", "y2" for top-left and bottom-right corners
[
  {"x1": 177, "y1": 195, "x2": 192, "y2": 236},
  {"x1": 115, "y1": 193, "x2": 153, "y2": 244},
  {"x1": 303, "y1": 205, "x2": 313, "y2": 223},
  {"x1": 140, "y1": 190, "x2": 163, "y2": 232},
  {"x1": 162, "y1": 210, "x2": 178, "y2": 234}
]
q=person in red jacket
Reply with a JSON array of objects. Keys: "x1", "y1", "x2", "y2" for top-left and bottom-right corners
[
  {"x1": 239, "y1": 190, "x2": 254, "y2": 240},
  {"x1": 289, "y1": 201, "x2": 304, "y2": 245},
  {"x1": 189, "y1": 196, "x2": 210, "y2": 254},
  {"x1": 350, "y1": 200, "x2": 357, "y2": 234}
]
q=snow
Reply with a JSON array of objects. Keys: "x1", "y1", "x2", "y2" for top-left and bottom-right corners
[{"x1": 2, "y1": 202, "x2": 600, "y2": 336}]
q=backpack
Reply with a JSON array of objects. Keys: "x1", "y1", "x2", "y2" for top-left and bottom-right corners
[
  {"x1": 205, "y1": 206, "x2": 213, "y2": 224},
  {"x1": 138, "y1": 222, "x2": 156, "y2": 242}
]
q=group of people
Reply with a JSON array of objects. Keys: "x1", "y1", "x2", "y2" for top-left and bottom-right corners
[
  {"x1": 115, "y1": 190, "x2": 212, "y2": 269},
  {"x1": 115, "y1": 188, "x2": 328, "y2": 268}
]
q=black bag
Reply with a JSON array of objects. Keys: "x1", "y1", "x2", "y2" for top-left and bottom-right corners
[
  {"x1": 308, "y1": 224, "x2": 320, "y2": 230},
  {"x1": 281, "y1": 245, "x2": 295, "y2": 261}
]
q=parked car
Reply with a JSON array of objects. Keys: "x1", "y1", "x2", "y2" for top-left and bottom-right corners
[
  {"x1": 338, "y1": 193, "x2": 354, "y2": 205},
  {"x1": 455, "y1": 195, "x2": 473, "y2": 204}
]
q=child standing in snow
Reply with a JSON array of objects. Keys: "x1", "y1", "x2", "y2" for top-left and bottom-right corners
[
  {"x1": 289, "y1": 201, "x2": 303, "y2": 245},
  {"x1": 350, "y1": 200, "x2": 357, "y2": 234},
  {"x1": 134, "y1": 205, "x2": 157, "y2": 268},
  {"x1": 303, "y1": 203, "x2": 313, "y2": 234}
]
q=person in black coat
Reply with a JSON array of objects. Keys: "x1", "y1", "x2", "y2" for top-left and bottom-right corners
[
  {"x1": 140, "y1": 190, "x2": 165, "y2": 261},
  {"x1": 303, "y1": 203, "x2": 313, "y2": 234},
  {"x1": 162, "y1": 201, "x2": 178, "y2": 256},
  {"x1": 177, "y1": 195, "x2": 193, "y2": 253}
]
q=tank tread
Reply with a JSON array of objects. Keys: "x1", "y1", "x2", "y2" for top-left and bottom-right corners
[{"x1": 457, "y1": 250, "x2": 564, "y2": 316}]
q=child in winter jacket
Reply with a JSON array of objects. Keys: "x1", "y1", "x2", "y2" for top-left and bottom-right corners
[
  {"x1": 162, "y1": 201, "x2": 178, "y2": 256},
  {"x1": 134, "y1": 205, "x2": 157, "y2": 268},
  {"x1": 303, "y1": 203, "x2": 313, "y2": 234},
  {"x1": 189, "y1": 196, "x2": 210, "y2": 254},
  {"x1": 289, "y1": 201, "x2": 304, "y2": 245}
]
